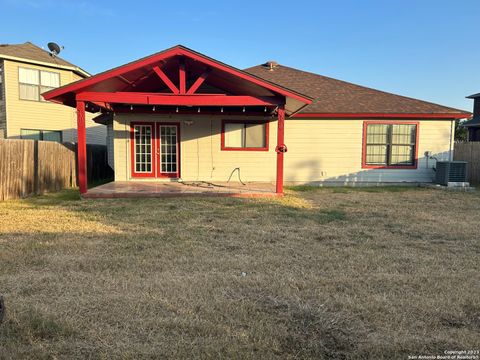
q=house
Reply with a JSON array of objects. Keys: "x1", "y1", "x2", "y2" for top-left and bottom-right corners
[
  {"x1": 43, "y1": 45, "x2": 470, "y2": 196},
  {"x1": 0, "y1": 42, "x2": 105, "y2": 144},
  {"x1": 463, "y1": 93, "x2": 480, "y2": 141}
]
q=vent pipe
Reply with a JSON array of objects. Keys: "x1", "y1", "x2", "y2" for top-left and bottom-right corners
[{"x1": 265, "y1": 61, "x2": 278, "y2": 71}]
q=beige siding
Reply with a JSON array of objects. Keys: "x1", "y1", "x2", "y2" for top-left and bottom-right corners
[
  {"x1": 284, "y1": 119, "x2": 454, "y2": 184},
  {"x1": 3, "y1": 59, "x2": 106, "y2": 144},
  {"x1": 0, "y1": 60, "x2": 6, "y2": 138},
  {"x1": 113, "y1": 114, "x2": 276, "y2": 182},
  {"x1": 112, "y1": 115, "x2": 454, "y2": 184}
]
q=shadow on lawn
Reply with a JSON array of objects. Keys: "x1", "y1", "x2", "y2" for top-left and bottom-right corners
[{"x1": 20, "y1": 188, "x2": 350, "y2": 227}]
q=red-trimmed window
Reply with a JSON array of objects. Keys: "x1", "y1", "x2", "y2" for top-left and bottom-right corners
[
  {"x1": 362, "y1": 122, "x2": 419, "y2": 169},
  {"x1": 221, "y1": 120, "x2": 269, "y2": 151}
]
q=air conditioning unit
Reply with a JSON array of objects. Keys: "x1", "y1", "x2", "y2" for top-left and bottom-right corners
[{"x1": 435, "y1": 161, "x2": 468, "y2": 186}]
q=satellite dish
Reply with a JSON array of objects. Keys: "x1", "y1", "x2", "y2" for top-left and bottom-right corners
[{"x1": 47, "y1": 42, "x2": 62, "y2": 57}]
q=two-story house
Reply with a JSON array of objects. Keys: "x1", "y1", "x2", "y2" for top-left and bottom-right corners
[
  {"x1": 0, "y1": 42, "x2": 105, "y2": 144},
  {"x1": 464, "y1": 93, "x2": 480, "y2": 141}
]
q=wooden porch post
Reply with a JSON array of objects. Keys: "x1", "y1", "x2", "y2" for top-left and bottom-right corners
[
  {"x1": 276, "y1": 105, "x2": 285, "y2": 194},
  {"x1": 76, "y1": 100, "x2": 87, "y2": 194}
]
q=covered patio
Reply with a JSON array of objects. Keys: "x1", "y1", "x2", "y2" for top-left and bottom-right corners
[
  {"x1": 83, "y1": 181, "x2": 277, "y2": 198},
  {"x1": 43, "y1": 45, "x2": 311, "y2": 198}
]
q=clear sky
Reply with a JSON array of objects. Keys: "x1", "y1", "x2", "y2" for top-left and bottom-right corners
[{"x1": 1, "y1": 0, "x2": 479, "y2": 111}]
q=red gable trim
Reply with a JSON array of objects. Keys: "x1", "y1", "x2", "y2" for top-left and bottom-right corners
[
  {"x1": 43, "y1": 45, "x2": 312, "y2": 105},
  {"x1": 291, "y1": 112, "x2": 470, "y2": 119}
]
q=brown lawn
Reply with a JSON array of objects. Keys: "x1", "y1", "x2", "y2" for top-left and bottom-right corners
[{"x1": 0, "y1": 187, "x2": 479, "y2": 359}]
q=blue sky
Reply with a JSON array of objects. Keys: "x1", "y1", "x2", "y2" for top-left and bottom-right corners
[{"x1": 2, "y1": 0, "x2": 479, "y2": 111}]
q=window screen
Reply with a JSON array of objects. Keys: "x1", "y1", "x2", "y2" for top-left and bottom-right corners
[
  {"x1": 223, "y1": 122, "x2": 267, "y2": 149},
  {"x1": 19, "y1": 67, "x2": 60, "y2": 101},
  {"x1": 20, "y1": 129, "x2": 41, "y2": 140},
  {"x1": 40, "y1": 71, "x2": 60, "y2": 101},
  {"x1": 365, "y1": 123, "x2": 417, "y2": 166},
  {"x1": 21, "y1": 129, "x2": 62, "y2": 142}
]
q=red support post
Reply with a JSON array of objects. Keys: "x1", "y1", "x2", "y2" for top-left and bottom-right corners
[
  {"x1": 76, "y1": 100, "x2": 87, "y2": 194},
  {"x1": 276, "y1": 105, "x2": 285, "y2": 194},
  {"x1": 179, "y1": 57, "x2": 186, "y2": 94}
]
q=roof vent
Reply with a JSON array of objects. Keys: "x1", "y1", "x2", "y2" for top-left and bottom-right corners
[{"x1": 265, "y1": 61, "x2": 278, "y2": 71}]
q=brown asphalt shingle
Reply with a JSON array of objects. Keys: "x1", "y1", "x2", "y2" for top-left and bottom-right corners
[
  {"x1": 245, "y1": 63, "x2": 467, "y2": 115},
  {"x1": 0, "y1": 42, "x2": 82, "y2": 70}
]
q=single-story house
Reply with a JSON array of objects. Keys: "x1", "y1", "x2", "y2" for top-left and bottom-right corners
[{"x1": 43, "y1": 45, "x2": 470, "y2": 196}]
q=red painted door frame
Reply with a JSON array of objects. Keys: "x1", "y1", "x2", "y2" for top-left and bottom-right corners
[
  {"x1": 155, "y1": 122, "x2": 181, "y2": 178},
  {"x1": 130, "y1": 122, "x2": 181, "y2": 179},
  {"x1": 130, "y1": 122, "x2": 156, "y2": 178}
]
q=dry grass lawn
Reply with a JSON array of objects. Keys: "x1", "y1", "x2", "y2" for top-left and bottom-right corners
[{"x1": 0, "y1": 187, "x2": 479, "y2": 359}]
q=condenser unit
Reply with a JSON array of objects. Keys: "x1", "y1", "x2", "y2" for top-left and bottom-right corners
[{"x1": 435, "y1": 161, "x2": 468, "y2": 186}]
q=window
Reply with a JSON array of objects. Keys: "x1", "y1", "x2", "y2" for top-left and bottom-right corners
[
  {"x1": 21, "y1": 129, "x2": 62, "y2": 142},
  {"x1": 19, "y1": 67, "x2": 60, "y2": 101},
  {"x1": 363, "y1": 122, "x2": 418, "y2": 168},
  {"x1": 222, "y1": 121, "x2": 268, "y2": 151}
]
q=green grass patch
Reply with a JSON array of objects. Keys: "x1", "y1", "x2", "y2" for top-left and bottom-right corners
[
  {"x1": 287, "y1": 184, "x2": 420, "y2": 193},
  {"x1": 0, "y1": 307, "x2": 75, "y2": 341},
  {"x1": 319, "y1": 208, "x2": 347, "y2": 222}
]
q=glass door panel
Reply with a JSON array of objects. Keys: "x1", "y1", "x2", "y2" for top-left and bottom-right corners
[
  {"x1": 157, "y1": 124, "x2": 180, "y2": 178},
  {"x1": 131, "y1": 124, "x2": 154, "y2": 177}
]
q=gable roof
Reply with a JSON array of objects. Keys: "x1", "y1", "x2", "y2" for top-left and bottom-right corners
[
  {"x1": 43, "y1": 45, "x2": 312, "y2": 115},
  {"x1": 245, "y1": 63, "x2": 470, "y2": 118},
  {"x1": 0, "y1": 42, "x2": 89, "y2": 77},
  {"x1": 467, "y1": 92, "x2": 480, "y2": 99}
]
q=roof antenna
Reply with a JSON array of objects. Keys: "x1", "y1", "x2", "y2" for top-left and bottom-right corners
[{"x1": 47, "y1": 42, "x2": 64, "y2": 58}]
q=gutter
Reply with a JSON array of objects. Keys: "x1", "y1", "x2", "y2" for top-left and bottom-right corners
[
  {"x1": 0, "y1": 54, "x2": 90, "y2": 78},
  {"x1": 290, "y1": 112, "x2": 471, "y2": 120}
]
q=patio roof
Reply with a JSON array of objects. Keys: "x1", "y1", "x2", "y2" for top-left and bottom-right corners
[{"x1": 42, "y1": 45, "x2": 312, "y2": 116}]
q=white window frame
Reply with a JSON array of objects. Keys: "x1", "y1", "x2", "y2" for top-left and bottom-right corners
[{"x1": 18, "y1": 67, "x2": 60, "y2": 102}]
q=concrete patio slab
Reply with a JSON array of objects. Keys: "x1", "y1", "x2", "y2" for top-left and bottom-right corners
[{"x1": 83, "y1": 181, "x2": 279, "y2": 198}]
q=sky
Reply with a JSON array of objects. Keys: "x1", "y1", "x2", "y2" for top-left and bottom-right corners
[{"x1": 1, "y1": 0, "x2": 479, "y2": 111}]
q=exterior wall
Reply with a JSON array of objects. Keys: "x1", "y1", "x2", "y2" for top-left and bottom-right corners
[
  {"x1": 107, "y1": 119, "x2": 114, "y2": 170},
  {"x1": 3, "y1": 59, "x2": 106, "y2": 144},
  {"x1": 111, "y1": 115, "x2": 454, "y2": 184},
  {"x1": 113, "y1": 113, "x2": 277, "y2": 182},
  {"x1": 0, "y1": 60, "x2": 6, "y2": 138},
  {"x1": 284, "y1": 119, "x2": 455, "y2": 184}
]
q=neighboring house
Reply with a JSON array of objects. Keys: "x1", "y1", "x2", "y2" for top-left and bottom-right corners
[
  {"x1": 43, "y1": 45, "x2": 470, "y2": 195},
  {"x1": 0, "y1": 42, "x2": 105, "y2": 144},
  {"x1": 463, "y1": 93, "x2": 480, "y2": 141}
]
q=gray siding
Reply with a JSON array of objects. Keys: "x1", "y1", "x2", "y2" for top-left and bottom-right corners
[{"x1": 107, "y1": 120, "x2": 114, "y2": 170}]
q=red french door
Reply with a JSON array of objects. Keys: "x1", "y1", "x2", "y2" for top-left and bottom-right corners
[
  {"x1": 130, "y1": 122, "x2": 180, "y2": 179},
  {"x1": 155, "y1": 123, "x2": 180, "y2": 178}
]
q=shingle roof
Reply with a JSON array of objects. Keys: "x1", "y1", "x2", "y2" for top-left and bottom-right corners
[
  {"x1": 245, "y1": 63, "x2": 468, "y2": 115},
  {"x1": 0, "y1": 42, "x2": 88, "y2": 76}
]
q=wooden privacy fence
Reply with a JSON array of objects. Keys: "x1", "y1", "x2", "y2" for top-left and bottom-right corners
[
  {"x1": 0, "y1": 139, "x2": 112, "y2": 201},
  {"x1": 454, "y1": 142, "x2": 480, "y2": 185}
]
